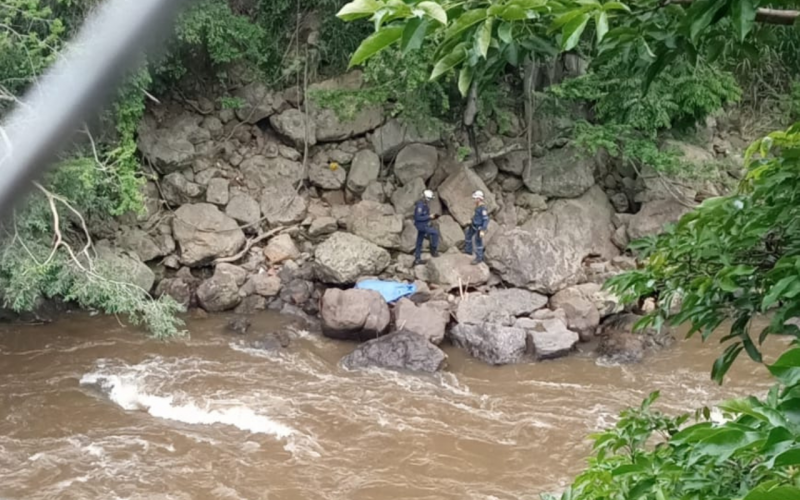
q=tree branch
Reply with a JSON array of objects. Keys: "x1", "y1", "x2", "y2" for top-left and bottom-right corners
[
  {"x1": 213, "y1": 225, "x2": 298, "y2": 265},
  {"x1": 666, "y1": 0, "x2": 799, "y2": 25}
]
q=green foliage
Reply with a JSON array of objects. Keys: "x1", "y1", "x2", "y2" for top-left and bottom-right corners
[
  {"x1": 605, "y1": 123, "x2": 800, "y2": 383},
  {"x1": 543, "y1": 365, "x2": 800, "y2": 500}
]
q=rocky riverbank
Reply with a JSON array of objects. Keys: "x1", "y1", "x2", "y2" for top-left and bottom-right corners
[{"x1": 59, "y1": 70, "x2": 744, "y2": 371}]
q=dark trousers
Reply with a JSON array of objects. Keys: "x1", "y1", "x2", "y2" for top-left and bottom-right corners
[
  {"x1": 464, "y1": 225, "x2": 484, "y2": 261},
  {"x1": 415, "y1": 225, "x2": 439, "y2": 260}
]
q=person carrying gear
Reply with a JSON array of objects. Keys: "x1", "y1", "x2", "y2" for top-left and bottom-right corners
[
  {"x1": 464, "y1": 190, "x2": 489, "y2": 265},
  {"x1": 413, "y1": 189, "x2": 440, "y2": 265}
]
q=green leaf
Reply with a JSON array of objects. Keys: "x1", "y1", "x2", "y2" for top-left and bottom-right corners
[
  {"x1": 743, "y1": 485, "x2": 800, "y2": 500},
  {"x1": 551, "y1": 8, "x2": 590, "y2": 31},
  {"x1": 458, "y1": 66, "x2": 474, "y2": 97},
  {"x1": 401, "y1": 17, "x2": 429, "y2": 54},
  {"x1": 595, "y1": 11, "x2": 608, "y2": 43},
  {"x1": 430, "y1": 43, "x2": 468, "y2": 80},
  {"x1": 498, "y1": 22, "x2": 513, "y2": 44},
  {"x1": 731, "y1": 0, "x2": 757, "y2": 42},
  {"x1": 337, "y1": 0, "x2": 382, "y2": 21},
  {"x1": 562, "y1": 13, "x2": 590, "y2": 51},
  {"x1": 774, "y1": 447, "x2": 800, "y2": 468},
  {"x1": 769, "y1": 348, "x2": 800, "y2": 386},
  {"x1": 763, "y1": 276, "x2": 798, "y2": 309},
  {"x1": 349, "y1": 25, "x2": 404, "y2": 67},
  {"x1": 477, "y1": 18, "x2": 493, "y2": 58},
  {"x1": 687, "y1": 0, "x2": 727, "y2": 43},
  {"x1": 603, "y1": 1, "x2": 631, "y2": 12},
  {"x1": 417, "y1": 1, "x2": 448, "y2": 25},
  {"x1": 444, "y1": 9, "x2": 488, "y2": 42}
]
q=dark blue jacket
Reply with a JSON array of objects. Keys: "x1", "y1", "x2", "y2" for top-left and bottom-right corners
[
  {"x1": 414, "y1": 200, "x2": 433, "y2": 229},
  {"x1": 472, "y1": 203, "x2": 490, "y2": 231}
]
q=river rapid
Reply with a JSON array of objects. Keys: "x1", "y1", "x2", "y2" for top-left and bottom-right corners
[{"x1": 0, "y1": 312, "x2": 782, "y2": 500}]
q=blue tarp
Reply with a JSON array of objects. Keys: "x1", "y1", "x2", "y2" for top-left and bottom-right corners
[{"x1": 355, "y1": 280, "x2": 417, "y2": 303}]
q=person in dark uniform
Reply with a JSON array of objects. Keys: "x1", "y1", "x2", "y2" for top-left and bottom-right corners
[
  {"x1": 464, "y1": 190, "x2": 489, "y2": 265},
  {"x1": 413, "y1": 189, "x2": 440, "y2": 265}
]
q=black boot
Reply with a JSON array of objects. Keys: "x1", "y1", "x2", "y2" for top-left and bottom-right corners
[
  {"x1": 470, "y1": 258, "x2": 483, "y2": 266},
  {"x1": 431, "y1": 249, "x2": 440, "y2": 258},
  {"x1": 414, "y1": 259, "x2": 426, "y2": 266}
]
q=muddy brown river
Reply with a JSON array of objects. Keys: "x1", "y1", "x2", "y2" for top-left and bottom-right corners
[{"x1": 0, "y1": 312, "x2": 783, "y2": 500}]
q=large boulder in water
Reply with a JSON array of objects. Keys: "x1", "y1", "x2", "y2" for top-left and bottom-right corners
[
  {"x1": 515, "y1": 315, "x2": 580, "y2": 360},
  {"x1": 627, "y1": 198, "x2": 692, "y2": 240},
  {"x1": 487, "y1": 186, "x2": 617, "y2": 293},
  {"x1": 346, "y1": 201, "x2": 404, "y2": 249},
  {"x1": 438, "y1": 168, "x2": 498, "y2": 226},
  {"x1": 321, "y1": 288, "x2": 390, "y2": 341},
  {"x1": 314, "y1": 232, "x2": 391, "y2": 284},
  {"x1": 522, "y1": 146, "x2": 596, "y2": 198},
  {"x1": 393, "y1": 298, "x2": 450, "y2": 345},
  {"x1": 426, "y1": 253, "x2": 490, "y2": 290},
  {"x1": 596, "y1": 313, "x2": 675, "y2": 364},
  {"x1": 449, "y1": 322, "x2": 528, "y2": 365},
  {"x1": 341, "y1": 330, "x2": 447, "y2": 373},
  {"x1": 172, "y1": 203, "x2": 246, "y2": 267},
  {"x1": 456, "y1": 288, "x2": 548, "y2": 325},
  {"x1": 550, "y1": 284, "x2": 603, "y2": 341}
]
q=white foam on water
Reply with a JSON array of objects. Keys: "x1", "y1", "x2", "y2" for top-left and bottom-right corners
[{"x1": 80, "y1": 371, "x2": 294, "y2": 438}]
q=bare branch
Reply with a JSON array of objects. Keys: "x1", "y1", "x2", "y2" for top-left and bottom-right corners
[{"x1": 213, "y1": 225, "x2": 297, "y2": 265}]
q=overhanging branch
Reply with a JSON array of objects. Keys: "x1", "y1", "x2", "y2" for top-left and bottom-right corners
[{"x1": 668, "y1": 0, "x2": 799, "y2": 25}]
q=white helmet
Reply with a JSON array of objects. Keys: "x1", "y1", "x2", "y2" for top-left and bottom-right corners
[
  {"x1": 423, "y1": 189, "x2": 434, "y2": 200},
  {"x1": 472, "y1": 190, "x2": 485, "y2": 200}
]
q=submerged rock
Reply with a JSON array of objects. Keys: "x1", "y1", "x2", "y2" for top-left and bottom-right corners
[
  {"x1": 226, "y1": 316, "x2": 251, "y2": 335},
  {"x1": 341, "y1": 330, "x2": 447, "y2": 373},
  {"x1": 596, "y1": 313, "x2": 675, "y2": 364}
]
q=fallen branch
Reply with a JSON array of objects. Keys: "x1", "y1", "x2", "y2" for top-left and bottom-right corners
[{"x1": 213, "y1": 225, "x2": 298, "y2": 265}]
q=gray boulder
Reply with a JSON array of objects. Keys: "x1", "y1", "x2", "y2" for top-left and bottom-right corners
[
  {"x1": 137, "y1": 112, "x2": 210, "y2": 173},
  {"x1": 206, "y1": 178, "x2": 230, "y2": 206},
  {"x1": 393, "y1": 298, "x2": 450, "y2": 344},
  {"x1": 309, "y1": 161, "x2": 347, "y2": 190},
  {"x1": 341, "y1": 330, "x2": 447, "y2": 373},
  {"x1": 95, "y1": 244, "x2": 155, "y2": 292},
  {"x1": 118, "y1": 228, "x2": 163, "y2": 263},
  {"x1": 347, "y1": 150, "x2": 381, "y2": 194},
  {"x1": 240, "y1": 155, "x2": 305, "y2": 189},
  {"x1": 162, "y1": 172, "x2": 204, "y2": 206},
  {"x1": 496, "y1": 151, "x2": 527, "y2": 176},
  {"x1": 225, "y1": 193, "x2": 261, "y2": 226},
  {"x1": 523, "y1": 146, "x2": 595, "y2": 198},
  {"x1": 394, "y1": 144, "x2": 438, "y2": 185},
  {"x1": 155, "y1": 277, "x2": 195, "y2": 307},
  {"x1": 361, "y1": 181, "x2": 388, "y2": 202},
  {"x1": 270, "y1": 109, "x2": 316, "y2": 149},
  {"x1": 308, "y1": 71, "x2": 384, "y2": 142},
  {"x1": 550, "y1": 285, "x2": 601, "y2": 341},
  {"x1": 427, "y1": 253, "x2": 490, "y2": 290},
  {"x1": 321, "y1": 288, "x2": 391, "y2": 341},
  {"x1": 309, "y1": 216, "x2": 338, "y2": 237},
  {"x1": 240, "y1": 273, "x2": 282, "y2": 297},
  {"x1": 391, "y1": 177, "x2": 426, "y2": 217},
  {"x1": 475, "y1": 159, "x2": 499, "y2": 184},
  {"x1": 437, "y1": 215, "x2": 464, "y2": 251},
  {"x1": 259, "y1": 181, "x2": 308, "y2": 226},
  {"x1": 515, "y1": 316, "x2": 580, "y2": 360},
  {"x1": 456, "y1": 288, "x2": 548, "y2": 325},
  {"x1": 346, "y1": 201, "x2": 404, "y2": 249},
  {"x1": 196, "y1": 264, "x2": 246, "y2": 312},
  {"x1": 234, "y1": 82, "x2": 288, "y2": 123},
  {"x1": 596, "y1": 313, "x2": 675, "y2": 364},
  {"x1": 449, "y1": 323, "x2": 528, "y2": 365},
  {"x1": 371, "y1": 119, "x2": 440, "y2": 159},
  {"x1": 439, "y1": 168, "x2": 497, "y2": 226},
  {"x1": 172, "y1": 204, "x2": 246, "y2": 267},
  {"x1": 628, "y1": 198, "x2": 692, "y2": 240},
  {"x1": 315, "y1": 232, "x2": 391, "y2": 284},
  {"x1": 264, "y1": 233, "x2": 300, "y2": 263}
]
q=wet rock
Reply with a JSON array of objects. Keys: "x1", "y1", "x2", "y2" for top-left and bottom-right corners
[
  {"x1": 172, "y1": 204, "x2": 246, "y2": 267},
  {"x1": 162, "y1": 172, "x2": 204, "y2": 206},
  {"x1": 341, "y1": 330, "x2": 447, "y2": 373},
  {"x1": 393, "y1": 298, "x2": 449, "y2": 344},
  {"x1": 515, "y1": 316, "x2": 580, "y2": 360},
  {"x1": 309, "y1": 161, "x2": 347, "y2": 190},
  {"x1": 138, "y1": 112, "x2": 210, "y2": 173},
  {"x1": 264, "y1": 234, "x2": 300, "y2": 264},
  {"x1": 235, "y1": 331, "x2": 291, "y2": 354},
  {"x1": 523, "y1": 146, "x2": 595, "y2": 198},
  {"x1": 235, "y1": 295, "x2": 268, "y2": 314},
  {"x1": 234, "y1": 83, "x2": 288, "y2": 123},
  {"x1": 118, "y1": 228, "x2": 163, "y2": 263},
  {"x1": 371, "y1": 119, "x2": 440, "y2": 159},
  {"x1": 391, "y1": 177, "x2": 427, "y2": 217},
  {"x1": 240, "y1": 155, "x2": 305, "y2": 189},
  {"x1": 321, "y1": 288, "x2": 390, "y2": 341},
  {"x1": 196, "y1": 264, "x2": 246, "y2": 312},
  {"x1": 225, "y1": 193, "x2": 261, "y2": 226},
  {"x1": 226, "y1": 316, "x2": 251, "y2": 335},
  {"x1": 427, "y1": 254, "x2": 490, "y2": 290},
  {"x1": 241, "y1": 273, "x2": 282, "y2": 297},
  {"x1": 346, "y1": 201, "x2": 404, "y2": 249},
  {"x1": 206, "y1": 178, "x2": 230, "y2": 206},
  {"x1": 456, "y1": 289, "x2": 548, "y2": 325},
  {"x1": 438, "y1": 168, "x2": 498, "y2": 226},
  {"x1": 449, "y1": 323, "x2": 528, "y2": 365},
  {"x1": 596, "y1": 313, "x2": 675, "y2": 364},
  {"x1": 315, "y1": 232, "x2": 391, "y2": 284},
  {"x1": 309, "y1": 217, "x2": 338, "y2": 237},
  {"x1": 95, "y1": 243, "x2": 155, "y2": 292},
  {"x1": 259, "y1": 181, "x2": 308, "y2": 226},
  {"x1": 628, "y1": 198, "x2": 692, "y2": 240},
  {"x1": 270, "y1": 109, "x2": 316, "y2": 149},
  {"x1": 155, "y1": 277, "x2": 194, "y2": 307},
  {"x1": 550, "y1": 284, "x2": 602, "y2": 341},
  {"x1": 394, "y1": 144, "x2": 438, "y2": 185}
]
